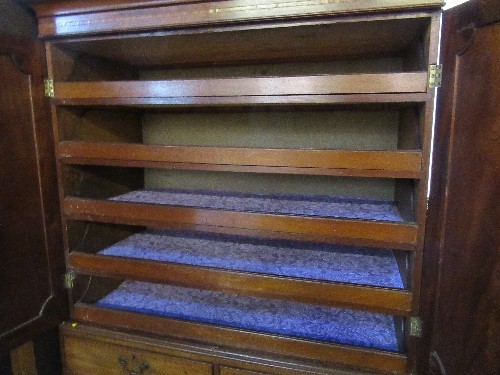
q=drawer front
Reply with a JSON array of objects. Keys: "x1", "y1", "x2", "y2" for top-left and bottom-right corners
[
  {"x1": 220, "y1": 367, "x2": 270, "y2": 375},
  {"x1": 63, "y1": 336, "x2": 212, "y2": 375}
]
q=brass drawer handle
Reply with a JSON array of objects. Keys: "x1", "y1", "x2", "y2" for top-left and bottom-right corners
[{"x1": 118, "y1": 355, "x2": 149, "y2": 375}]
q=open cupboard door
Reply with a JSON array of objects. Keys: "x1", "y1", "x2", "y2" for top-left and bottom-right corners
[
  {"x1": 422, "y1": 0, "x2": 500, "y2": 374},
  {"x1": 0, "y1": 35, "x2": 67, "y2": 353}
]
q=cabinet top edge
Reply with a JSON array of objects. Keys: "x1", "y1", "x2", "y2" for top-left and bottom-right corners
[
  {"x1": 33, "y1": 0, "x2": 443, "y2": 39},
  {"x1": 33, "y1": 0, "x2": 444, "y2": 19}
]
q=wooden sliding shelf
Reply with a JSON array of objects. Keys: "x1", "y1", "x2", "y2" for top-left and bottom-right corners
[
  {"x1": 39, "y1": 0, "x2": 443, "y2": 374},
  {"x1": 58, "y1": 142, "x2": 422, "y2": 178}
]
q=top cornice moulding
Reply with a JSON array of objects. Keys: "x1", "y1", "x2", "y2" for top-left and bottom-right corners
[
  {"x1": 31, "y1": 0, "x2": 209, "y2": 17},
  {"x1": 32, "y1": 0, "x2": 444, "y2": 38},
  {"x1": 31, "y1": 0, "x2": 444, "y2": 17}
]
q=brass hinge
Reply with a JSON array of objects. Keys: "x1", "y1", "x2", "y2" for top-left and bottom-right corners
[
  {"x1": 428, "y1": 64, "x2": 443, "y2": 88},
  {"x1": 44, "y1": 79, "x2": 54, "y2": 97},
  {"x1": 64, "y1": 271, "x2": 75, "y2": 289},
  {"x1": 410, "y1": 317, "x2": 423, "y2": 337}
]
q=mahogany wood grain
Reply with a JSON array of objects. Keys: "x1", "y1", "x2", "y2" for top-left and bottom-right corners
[
  {"x1": 403, "y1": 13, "x2": 441, "y2": 374},
  {"x1": 63, "y1": 198, "x2": 418, "y2": 250},
  {"x1": 53, "y1": 93, "x2": 431, "y2": 107},
  {"x1": 0, "y1": 36, "x2": 66, "y2": 352},
  {"x1": 33, "y1": 1, "x2": 215, "y2": 16},
  {"x1": 61, "y1": 157, "x2": 422, "y2": 179},
  {"x1": 453, "y1": 0, "x2": 500, "y2": 29},
  {"x1": 60, "y1": 323, "x2": 381, "y2": 375},
  {"x1": 53, "y1": 74, "x2": 428, "y2": 99},
  {"x1": 57, "y1": 142, "x2": 423, "y2": 179},
  {"x1": 72, "y1": 305, "x2": 408, "y2": 374},
  {"x1": 34, "y1": 0, "x2": 444, "y2": 18},
  {"x1": 62, "y1": 334, "x2": 213, "y2": 375},
  {"x1": 135, "y1": 223, "x2": 418, "y2": 252},
  {"x1": 421, "y1": 2, "x2": 500, "y2": 374},
  {"x1": 68, "y1": 252, "x2": 412, "y2": 315},
  {"x1": 35, "y1": 0, "x2": 443, "y2": 37},
  {"x1": 409, "y1": 11, "x2": 440, "y2": 315}
]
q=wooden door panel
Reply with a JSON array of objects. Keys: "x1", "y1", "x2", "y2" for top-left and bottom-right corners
[
  {"x1": 422, "y1": 1, "x2": 500, "y2": 374},
  {"x1": 0, "y1": 36, "x2": 66, "y2": 353},
  {"x1": 0, "y1": 52, "x2": 51, "y2": 336}
]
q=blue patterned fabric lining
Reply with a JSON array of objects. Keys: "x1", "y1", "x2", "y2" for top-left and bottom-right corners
[
  {"x1": 97, "y1": 281, "x2": 400, "y2": 352},
  {"x1": 110, "y1": 188, "x2": 404, "y2": 222},
  {"x1": 99, "y1": 229, "x2": 404, "y2": 288}
]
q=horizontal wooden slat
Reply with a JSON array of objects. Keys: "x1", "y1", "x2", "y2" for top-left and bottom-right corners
[
  {"x1": 37, "y1": 0, "x2": 442, "y2": 38},
  {"x1": 37, "y1": 0, "x2": 444, "y2": 18},
  {"x1": 58, "y1": 142, "x2": 422, "y2": 179},
  {"x1": 72, "y1": 305, "x2": 408, "y2": 374},
  {"x1": 54, "y1": 93, "x2": 430, "y2": 106},
  {"x1": 61, "y1": 158, "x2": 421, "y2": 179},
  {"x1": 69, "y1": 252, "x2": 412, "y2": 315},
  {"x1": 64, "y1": 198, "x2": 418, "y2": 250},
  {"x1": 54, "y1": 73, "x2": 428, "y2": 100}
]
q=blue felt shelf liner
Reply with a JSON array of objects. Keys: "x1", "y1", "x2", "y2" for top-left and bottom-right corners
[
  {"x1": 99, "y1": 229, "x2": 404, "y2": 289},
  {"x1": 96, "y1": 281, "x2": 400, "y2": 352},
  {"x1": 109, "y1": 188, "x2": 404, "y2": 222}
]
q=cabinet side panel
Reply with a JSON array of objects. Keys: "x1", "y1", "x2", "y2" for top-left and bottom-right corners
[{"x1": 0, "y1": 37, "x2": 66, "y2": 352}]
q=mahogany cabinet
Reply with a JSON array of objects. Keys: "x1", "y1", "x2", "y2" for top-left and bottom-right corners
[
  {"x1": 33, "y1": 0, "x2": 443, "y2": 374},
  {"x1": 3, "y1": 0, "x2": 497, "y2": 374}
]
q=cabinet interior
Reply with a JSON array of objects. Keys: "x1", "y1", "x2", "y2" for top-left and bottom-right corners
[
  {"x1": 57, "y1": 104, "x2": 424, "y2": 150},
  {"x1": 49, "y1": 15, "x2": 432, "y2": 82},
  {"x1": 62, "y1": 165, "x2": 417, "y2": 221},
  {"x1": 45, "y1": 4, "x2": 440, "y2": 373}
]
